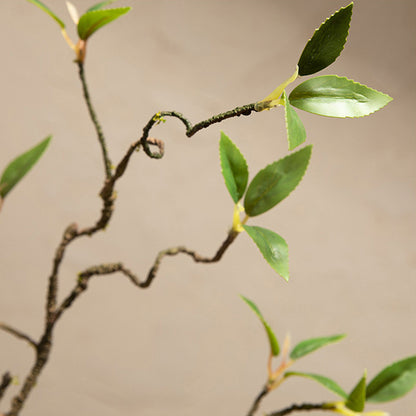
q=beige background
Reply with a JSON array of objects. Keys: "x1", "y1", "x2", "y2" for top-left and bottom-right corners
[{"x1": 0, "y1": 1, "x2": 415, "y2": 415}]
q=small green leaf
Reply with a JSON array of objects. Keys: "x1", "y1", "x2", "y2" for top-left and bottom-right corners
[
  {"x1": 298, "y1": 3, "x2": 353, "y2": 76},
  {"x1": 283, "y1": 91, "x2": 306, "y2": 151},
  {"x1": 77, "y1": 7, "x2": 131, "y2": 40},
  {"x1": 26, "y1": 0, "x2": 65, "y2": 28},
  {"x1": 87, "y1": 0, "x2": 120, "y2": 12},
  {"x1": 289, "y1": 76, "x2": 392, "y2": 118},
  {"x1": 243, "y1": 225, "x2": 289, "y2": 281},
  {"x1": 244, "y1": 145, "x2": 312, "y2": 217},
  {"x1": 219, "y1": 132, "x2": 249, "y2": 204},
  {"x1": 346, "y1": 371, "x2": 367, "y2": 412},
  {"x1": 0, "y1": 136, "x2": 52, "y2": 199},
  {"x1": 290, "y1": 334, "x2": 346, "y2": 360},
  {"x1": 285, "y1": 371, "x2": 348, "y2": 399},
  {"x1": 366, "y1": 356, "x2": 416, "y2": 402},
  {"x1": 240, "y1": 295, "x2": 280, "y2": 356}
]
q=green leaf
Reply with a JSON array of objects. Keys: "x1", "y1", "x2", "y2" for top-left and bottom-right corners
[
  {"x1": 219, "y1": 132, "x2": 249, "y2": 204},
  {"x1": 283, "y1": 91, "x2": 306, "y2": 151},
  {"x1": 243, "y1": 225, "x2": 289, "y2": 281},
  {"x1": 366, "y1": 356, "x2": 416, "y2": 402},
  {"x1": 289, "y1": 75, "x2": 392, "y2": 118},
  {"x1": 0, "y1": 136, "x2": 51, "y2": 199},
  {"x1": 298, "y1": 3, "x2": 353, "y2": 76},
  {"x1": 240, "y1": 295, "x2": 280, "y2": 356},
  {"x1": 87, "y1": 0, "x2": 120, "y2": 12},
  {"x1": 346, "y1": 371, "x2": 367, "y2": 412},
  {"x1": 290, "y1": 334, "x2": 346, "y2": 360},
  {"x1": 285, "y1": 371, "x2": 348, "y2": 399},
  {"x1": 26, "y1": 0, "x2": 65, "y2": 28},
  {"x1": 244, "y1": 145, "x2": 312, "y2": 217},
  {"x1": 77, "y1": 7, "x2": 131, "y2": 40}
]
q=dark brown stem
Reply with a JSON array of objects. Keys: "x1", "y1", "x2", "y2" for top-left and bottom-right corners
[
  {"x1": 266, "y1": 403, "x2": 335, "y2": 416},
  {"x1": 0, "y1": 372, "x2": 12, "y2": 401},
  {"x1": 54, "y1": 230, "x2": 239, "y2": 321},
  {"x1": 0, "y1": 323, "x2": 37, "y2": 350},
  {"x1": 247, "y1": 385, "x2": 269, "y2": 416},
  {"x1": 78, "y1": 62, "x2": 112, "y2": 179}
]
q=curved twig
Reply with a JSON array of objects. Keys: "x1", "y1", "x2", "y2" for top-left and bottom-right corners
[
  {"x1": 55, "y1": 230, "x2": 239, "y2": 321},
  {"x1": 247, "y1": 385, "x2": 269, "y2": 416}
]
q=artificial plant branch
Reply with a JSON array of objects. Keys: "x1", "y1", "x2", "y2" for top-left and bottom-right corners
[
  {"x1": 266, "y1": 403, "x2": 335, "y2": 416},
  {"x1": 0, "y1": 323, "x2": 37, "y2": 350},
  {"x1": 54, "y1": 229, "x2": 239, "y2": 321},
  {"x1": 0, "y1": 372, "x2": 12, "y2": 402},
  {"x1": 77, "y1": 62, "x2": 113, "y2": 179},
  {"x1": 140, "y1": 105, "x2": 256, "y2": 159},
  {"x1": 247, "y1": 385, "x2": 269, "y2": 416}
]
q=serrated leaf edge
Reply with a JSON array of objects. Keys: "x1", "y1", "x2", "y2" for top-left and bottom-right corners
[
  {"x1": 219, "y1": 132, "x2": 249, "y2": 203},
  {"x1": 246, "y1": 145, "x2": 312, "y2": 216},
  {"x1": 298, "y1": 3, "x2": 353, "y2": 76},
  {"x1": 290, "y1": 75, "x2": 393, "y2": 119}
]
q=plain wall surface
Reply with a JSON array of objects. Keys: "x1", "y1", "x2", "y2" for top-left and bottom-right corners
[{"x1": 0, "y1": 1, "x2": 415, "y2": 415}]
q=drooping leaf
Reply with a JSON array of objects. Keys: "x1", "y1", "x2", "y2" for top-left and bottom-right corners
[
  {"x1": 298, "y1": 3, "x2": 353, "y2": 76},
  {"x1": 290, "y1": 334, "x2": 346, "y2": 360},
  {"x1": 240, "y1": 295, "x2": 280, "y2": 356},
  {"x1": 366, "y1": 356, "x2": 416, "y2": 403},
  {"x1": 244, "y1": 145, "x2": 312, "y2": 217},
  {"x1": 26, "y1": 0, "x2": 65, "y2": 28},
  {"x1": 346, "y1": 371, "x2": 367, "y2": 412},
  {"x1": 285, "y1": 371, "x2": 348, "y2": 399},
  {"x1": 87, "y1": 0, "x2": 120, "y2": 12},
  {"x1": 243, "y1": 225, "x2": 289, "y2": 281},
  {"x1": 283, "y1": 91, "x2": 306, "y2": 150},
  {"x1": 219, "y1": 132, "x2": 249, "y2": 203},
  {"x1": 289, "y1": 76, "x2": 392, "y2": 118},
  {"x1": 77, "y1": 7, "x2": 131, "y2": 40},
  {"x1": 0, "y1": 136, "x2": 52, "y2": 199}
]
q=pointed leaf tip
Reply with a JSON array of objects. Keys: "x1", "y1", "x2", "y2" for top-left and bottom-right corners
[
  {"x1": 290, "y1": 334, "x2": 346, "y2": 360},
  {"x1": 26, "y1": 0, "x2": 65, "y2": 28},
  {"x1": 298, "y1": 3, "x2": 353, "y2": 76},
  {"x1": 0, "y1": 136, "x2": 52, "y2": 199},
  {"x1": 289, "y1": 76, "x2": 392, "y2": 118},
  {"x1": 366, "y1": 356, "x2": 416, "y2": 403},
  {"x1": 244, "y1": 145, "x2": 312, "y2": 217},
  {"x1": 346, "y1": 371, "x2": 367, "y2": 412},
  {"x1": 77, "y1": 7, "x2": 131, "y2": 40},
  {"x1": 219, "y1": 132, "x2": 249, "y2": 204},
  {"x1": 241, "y1": 295, "x2": 280, "y2": 356}
]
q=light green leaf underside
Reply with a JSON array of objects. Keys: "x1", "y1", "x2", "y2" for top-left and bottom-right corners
[
  {"x1": 87, "y1": 0, "x2": 120, "y2": 12},
  {"x1": 244, "y1": 145, "x2": 312, "y2": 217},
  {"x1": 240, "y1": 295, "x2": 280, "y2": 356},
  {"x1": 0, "y1": 136, "x2": 52, "y2": 198},
  {"x1": 289, "y1": 75, "x2": 392, "y2": 118},
  {"x1": 290, "y1": 334, "x2": 346, "y2": 360},
  {"x1": 346, "y1": 371, "x2": 367, "y2": 412},
  {"x1": 243, "y1": 225, "x2": 289, "y2": 281},
  {"x1": 366, "y1": 356, "x2": 416, "y2": 403},
  {"x1": 26, "y1": 0, "x2": 65, "y2": 28},
  {"x1": 283, "y1": 91, "x2": 306, "y2": 151},
  {"x1": 219, "y1": 132, "x2": 249, "y2": 204},
  {"x1": 285, "y1": 371, "x2": 348, "y2": 399},
  {"x1": 298, "y1": 3, "x2": 353, "y2": 76},
  {"x1": 77, "y1": 7, "x2": 131, "y2": 40}
]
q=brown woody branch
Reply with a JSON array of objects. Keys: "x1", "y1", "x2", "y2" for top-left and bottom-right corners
[{"x1": 0, "y1": 323, "x2": 37, "y2": 350}]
